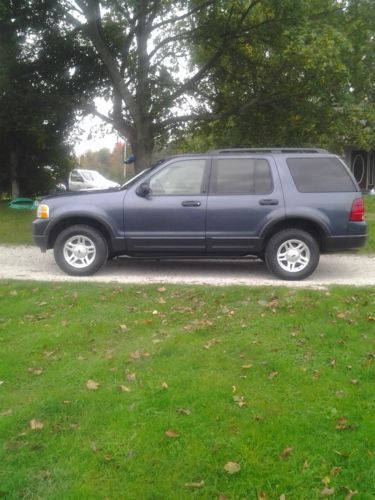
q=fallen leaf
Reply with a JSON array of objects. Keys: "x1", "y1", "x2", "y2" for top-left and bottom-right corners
[
  {"x1": 126, "y1": 372, "x2": 136, "y2": 381},
  {"x1": 28, "y1": 368, "x2": 43, "y2": 375},
  {"x1": 280, "y1": 447, "x2": 293, "y2": 459},
  {"x1": 280, "y1": 495, "x2": 286, "y2": 500},
  {"x1": 30, "y1": 419, "x2": 44, "y2": 430},
  {"x1": 86, "y1": 379, "x2": 100, "y2": 390},
  {"x1": 321, "y1": 476, "x2": 330, "y2": 486},
  {"x1": 224, "y1": 461, "x2": 241, "y2": 474},
  {"x1": 203, "y1": 338, "x2": 220, "y2": 349},
  {"x1": 165, "y1": 429, "x2": 180, "y2": 438},
  {"x1": 161, "y1": 382, "x2": 168, "y2": 389},
  {"x1": 0, "y1": 381, "x2": 4, "y2": 386},
  {"x1": 119, "y1": 324, "x2": 128, "y2": 332},
  {"x1": 157, "y1": 287, "x2": 166, "y2": 292},
  {"x1": 345, "y1": 489, "x2": 358, "y2": 500},
  {"x1": 268, "y1": 371, "x2": 278, "y2": 380},
  {"x1": 320, "y1": 487, "x2": 335, "y2": 497},
  {"x1": 0, "y1": 409, "x2": 12, "y2": 416},
  {"x1": 335, "y1": 417, "x2": 353, "y2": 431},
  {"x1": 350, "y1": 379, "x2": 359, "y2": 385},
  {"x1": 330, "y1": 466, "x2": 342, "y2": 476},
  {"x1": 119, "y1": 385, "x2": 131, "y2": 392},
  {"x1": 233, "y1": 395, "x2": 246, "y2": 407},
  {"x1": 176, "y1": 407, "x2": 191, "y2": 416},
  {"x1": 241, "y1": 364, "x2": 253, "y2": 369},
  {"x1": 152, "y1": 310, "x2": 159, "y2": 315},
  {"x1": 257, "y1": 493, "x2": 267, "y2": 500},
  {"x1": 330, "y1": 358, "x2": 336, "y2": 367},
  {"x1": 313, "y1": 370, "x2": 321, "y2": 379},
  {"x1": 184, "y1": 480, "x2": 204, "y2": 488}
]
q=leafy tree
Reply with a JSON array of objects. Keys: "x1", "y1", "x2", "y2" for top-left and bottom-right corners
[
  {"x1": 55, "y1": 0, "x2": 267, "y2": 172},
  {"x1": 0, "y1": 0, "x2": 100, "y2": 196},
  {"x1": 181, "y1": 0, "x2": 375, "y2": 152}
]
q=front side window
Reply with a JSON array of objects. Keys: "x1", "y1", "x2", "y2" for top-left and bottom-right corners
[
  {"x1": 149, "y1": 160, "x2": 206, "y2": 195},
  {"x1": 210, "y1": 158, "x2": 273, "y2": 194}
]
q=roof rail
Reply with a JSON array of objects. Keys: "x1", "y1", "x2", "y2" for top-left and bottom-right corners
[{"x1": 211, "y1": 148, "x2": 328, "y2": 154}]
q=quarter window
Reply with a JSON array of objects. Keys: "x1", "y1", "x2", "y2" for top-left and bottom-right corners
[
  {"x1": 210, "y1": 158, "x2": 273, "y2": 194},
  {"x1": 287, "y1": 157, "x2": 356, "y2": 192},
  {"x1": 149, "y1": 160, "x2": 206, "y2": 195}
]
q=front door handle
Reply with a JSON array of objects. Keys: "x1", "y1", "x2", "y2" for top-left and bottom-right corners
[
  {"x1": 259, "y1": 199, "x2": 279, "y2": 206},
  {"x1": 181, "y1": 200, "x2": 201, "y2": 207}
]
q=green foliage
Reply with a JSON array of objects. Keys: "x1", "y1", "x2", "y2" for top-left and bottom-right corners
[
  {"x1": 0, "y1": 0, "x2": 101, "y2": 196},
  {"x1": 0, "y1": 282, "x2": 374, "y2": 498},
  {"x1": 182, "y1": 0, "x2": 375, "y2": 152}
]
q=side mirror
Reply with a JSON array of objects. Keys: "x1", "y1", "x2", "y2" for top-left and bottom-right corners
[{"x1": 136, "y1": 182, "x2": 151, "y2": 197}]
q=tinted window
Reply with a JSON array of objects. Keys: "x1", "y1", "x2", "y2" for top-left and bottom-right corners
[
  {"x1": 149, "y1": 159, "x2": 206, "y2": 195},
  {"x1": 287, "y1": 157, "x2": 356, "y2": 192},
  {"x1": 210, "y1": 158, "x2": 273, "y2": 194}
]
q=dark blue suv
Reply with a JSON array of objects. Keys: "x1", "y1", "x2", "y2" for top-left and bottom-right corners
[{"x1": 32, "y1": 149, "x2": 368, "y2": 280}]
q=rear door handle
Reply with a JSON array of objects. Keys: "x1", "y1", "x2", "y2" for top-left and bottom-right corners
[
  {"x1": 259, "y1": 199, "x2": 279, "y2": 206},
  {"x1": 181, "y1": 200, "x2": 201, "y2": 207}
]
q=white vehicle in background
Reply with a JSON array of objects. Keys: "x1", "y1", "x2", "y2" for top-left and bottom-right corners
[{"x1": 69, "y1": 169, "x2": 120, "y2": 191}]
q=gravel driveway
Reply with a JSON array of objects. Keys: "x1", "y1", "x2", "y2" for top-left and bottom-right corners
[{"x1": 0, "y1": 244, "x2": 374, "y2": 287}]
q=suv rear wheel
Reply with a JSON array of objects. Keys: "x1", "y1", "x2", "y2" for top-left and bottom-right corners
[
  {"x1": 54, "y1": 225, "x2": 108, "y2": 276},
  {"x1": 265, "y1": 229, "x2": 319, "y2": 280}
]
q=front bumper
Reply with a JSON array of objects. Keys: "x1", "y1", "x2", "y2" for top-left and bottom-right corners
[{"x1": 32, "y1": 219, "x2": 50, "y2": 252}]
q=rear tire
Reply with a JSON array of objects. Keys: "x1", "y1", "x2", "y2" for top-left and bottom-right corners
[
  {"x1": 265, "y1": 229, "x2": 319, "y2": 280},
  {"x1": 54, "y1": 225, "x2": 108, "y2": 276}
]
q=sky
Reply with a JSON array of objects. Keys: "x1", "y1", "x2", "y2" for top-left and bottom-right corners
[{"x1": 73, "y1": 98, "x2": 121, "y2": 156}]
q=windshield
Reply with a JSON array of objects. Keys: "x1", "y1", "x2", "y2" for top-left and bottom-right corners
[{"x1": 120, "y1": 159, "x2": 167, "y2": 189}]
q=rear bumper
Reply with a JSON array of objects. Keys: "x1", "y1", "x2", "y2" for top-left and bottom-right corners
[{"x1": 324, "y1": 226, "x2": 368, "y2": 252}]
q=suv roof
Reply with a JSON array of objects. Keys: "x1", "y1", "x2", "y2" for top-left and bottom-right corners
[{"x1": 211, "y1": 148, "x2": 329, "y2": 154}]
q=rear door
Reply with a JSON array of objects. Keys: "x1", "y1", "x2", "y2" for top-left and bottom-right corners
[{"x1": 206, "y1": 155, "x2": 285, "y2": 254}]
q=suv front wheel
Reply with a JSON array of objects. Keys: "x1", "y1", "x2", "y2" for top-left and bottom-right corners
[
  {"x1": 265, "y1": 229, "x2": 320, "y2": 281},
  {"x1": 54, "y1": 225, "x2": 108, "y2": 276}
]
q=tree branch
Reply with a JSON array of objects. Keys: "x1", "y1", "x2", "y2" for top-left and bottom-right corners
[{"x1": 151, "y1": 1, "x2": 215, "y2": 32}]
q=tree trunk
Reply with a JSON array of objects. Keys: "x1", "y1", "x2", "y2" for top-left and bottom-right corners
[
  {"x1": 132, "y1": 124, "x2": 154, "y2": 174},
  {"x1": 10, "y1": 147, "x2": 20, "y2": 198}
]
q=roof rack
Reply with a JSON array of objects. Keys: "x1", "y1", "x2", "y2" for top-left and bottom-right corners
[{"x1": 211, "y1": 148, "x2": 328, "y2": 154}]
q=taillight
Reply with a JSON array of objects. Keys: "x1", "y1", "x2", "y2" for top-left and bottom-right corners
[{"x1": 349, "y1": 198, "x2": 365, "y2": 222}]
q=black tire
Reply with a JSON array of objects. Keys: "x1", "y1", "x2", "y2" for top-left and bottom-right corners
[
  {"x1": 53, "y1": 225, "x2": 108, "y2": 276},
  {"x1": 265, "y1": 229, "x2": 320, "y2": 281}
]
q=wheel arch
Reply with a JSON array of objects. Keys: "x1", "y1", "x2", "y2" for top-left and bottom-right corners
[
  {"x1": 47, "y1": 217, "x2": 113, "y2": 251},
  {"x1": 261, "y1": 218, "x2": 329, "y2": 252}
]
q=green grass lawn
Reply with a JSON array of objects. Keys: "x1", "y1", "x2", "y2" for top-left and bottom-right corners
[
  {"x1": 362, "y1": 195, "x2": 375, "y2": 253},
  {"x1": 0, "y1": 282, "x2": 374, "y2": 499},
  {"x1": 0, "y1": 201, "x2": 36, "y2": 245},
  {"x1": 0, "y1": 196, "x2": 374, "y2": 253}
]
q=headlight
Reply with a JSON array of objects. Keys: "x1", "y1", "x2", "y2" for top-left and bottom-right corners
[{"x1": 37, "y1": 204, "x2": 49, "y2": 219}]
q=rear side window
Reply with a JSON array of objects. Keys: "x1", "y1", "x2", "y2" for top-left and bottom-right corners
[
  {"x1": 210, "y1": 158, "x2": 273, "y2": 194},
  {"x1": 287, "y1": 157, "x2": 356, "y2": 192}
]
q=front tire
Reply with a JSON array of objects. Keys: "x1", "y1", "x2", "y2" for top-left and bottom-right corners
[
  {"x1": 54, "y1": 225, "x2": 108, "y2": 276},
  {"x1": 265, "y1": 229, "x2": 319, "y2": 280}
]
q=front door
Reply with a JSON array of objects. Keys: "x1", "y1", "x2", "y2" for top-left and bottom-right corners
[{"x1": 124, "y1": 158, "x2": 208, "y2": 254}]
